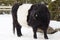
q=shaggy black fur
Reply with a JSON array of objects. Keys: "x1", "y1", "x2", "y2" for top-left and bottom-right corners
[
  {"x1": 12, "y1": 3, "x2": 22, "y2": 36},
  {"x1": 27, "y1": 3, "x2": 50, "y2": 39}
]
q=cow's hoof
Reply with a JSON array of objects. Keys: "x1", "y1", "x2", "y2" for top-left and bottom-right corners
[
  {"x1": 34, "y1": 35, "x2": 37, "y2": 39},
  {"x1": 45, "y1": 37, "x2": 48, "y2": 39},
  {"x1": 17, "y1": 33, "x2": 22, "y2": 37}
]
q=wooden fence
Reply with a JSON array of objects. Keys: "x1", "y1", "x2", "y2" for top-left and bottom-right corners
[{"x1": 0, "y1": 6, "x2": 12, "y2": 11}]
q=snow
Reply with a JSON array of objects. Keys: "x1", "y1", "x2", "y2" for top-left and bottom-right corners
[
  {"x1": 49, "y1": 20, "x2": 60, "y2": 29},
  {"x1": 0, "y1": 14, "x2": 60, "y2": 40}
]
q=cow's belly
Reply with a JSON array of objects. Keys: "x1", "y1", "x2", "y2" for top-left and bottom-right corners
[{"x1": 17, "y1": 4, "x2": 32, "y2": 27}]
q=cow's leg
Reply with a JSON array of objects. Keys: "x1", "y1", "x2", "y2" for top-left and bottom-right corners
[
  {"x1": 12, "y1": 13, "x2": 22, "y2": 37},
  {"x1": 44, "y1": 30, "x2": 48, "y2": 39},
  {"x1": 16, "y1": 22, "x2": 22, "y2": 37},
  {"x1": 12, "y1": 13, "x2": 16, "y2": 34},
  {"x1": 13, "y1": 21, "x2": 15, "y2": 34},
  {"x1": 33, "y1": 26, "x2": 37, "y2": 39},
  {"x1": 43, "y1": 26, "x2": 48, "y2": 39}
]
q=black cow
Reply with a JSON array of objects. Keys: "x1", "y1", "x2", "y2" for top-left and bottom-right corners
[{"x1": 12, "y1": 3, "x2": 50, "y2": 39}]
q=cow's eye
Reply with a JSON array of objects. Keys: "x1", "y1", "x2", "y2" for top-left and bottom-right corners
[
  {"x1": 35, "y1": 14, "x2": 38, "y2": 17},
  {"x1": 36, "y1": 14, "x2": 38, "y2": 17}
]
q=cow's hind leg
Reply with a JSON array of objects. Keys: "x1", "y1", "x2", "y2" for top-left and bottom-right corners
[
  {"x1": 12, "y1": 3, "x2": 22, "y2": 37},
  {"x1": 12, "y1": 15, "x2": 22, "y2": 37},
  {"x1": 33, "y1": 26, "x2": 37, "y2": 39},
  {"x1": 13, "y1": 22, "x2": 15, "y2": 34},
  {"x1": 12, "y1": 13, "x2": 17, "y2": 34},
  {"x1": 16, "y1": 22, "x2": 22, "y2": 37}
]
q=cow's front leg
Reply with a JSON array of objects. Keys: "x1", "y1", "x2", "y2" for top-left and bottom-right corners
[
  {"x1": 43, "y1": 29, "x2": 48, "y2": 39},
  {"x1": 33, "y1": 26, "x2": 37, "y2": 39}
]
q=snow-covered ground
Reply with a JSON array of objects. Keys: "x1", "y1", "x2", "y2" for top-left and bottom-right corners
[{"x1": 0, "y1": 14, "x2": 60, "y2": 40}]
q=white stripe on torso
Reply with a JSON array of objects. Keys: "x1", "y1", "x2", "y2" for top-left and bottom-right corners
[{"x1": 17, "y1": 4, "x2": 32, "y2": 27}]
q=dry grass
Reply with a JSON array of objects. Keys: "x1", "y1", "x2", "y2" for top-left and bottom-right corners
[{"x1": 37, "y1": 26, "x2": 58, "y2": 34}]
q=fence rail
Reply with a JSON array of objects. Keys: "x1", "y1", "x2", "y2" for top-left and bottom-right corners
[{"x1": 0, "y1": 6, "x2": 12, "y2": 11}]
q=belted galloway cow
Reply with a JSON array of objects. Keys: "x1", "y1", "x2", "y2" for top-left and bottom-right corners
[{"x1": 12, "y1": 3, "x2": 50, "y2": 39}]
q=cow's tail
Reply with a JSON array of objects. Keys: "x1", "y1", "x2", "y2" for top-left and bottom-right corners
[{"x1": 12, "y1": 3, "x2": 22, "y2": 34}]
